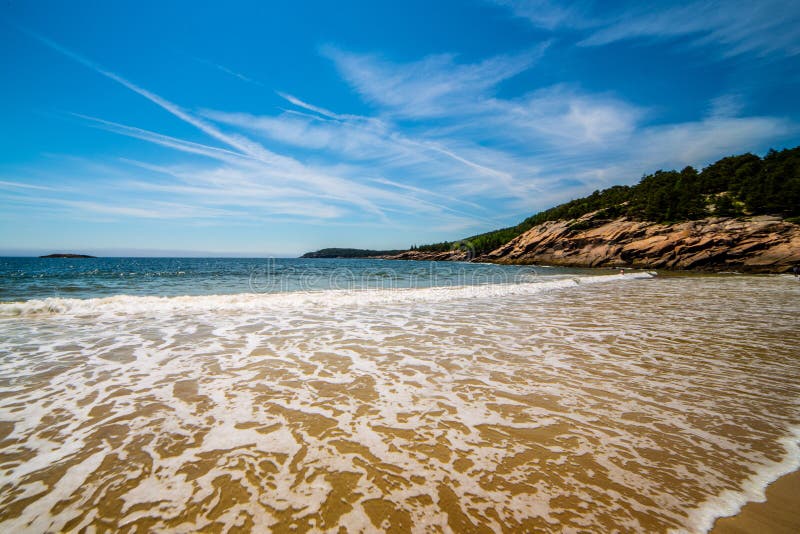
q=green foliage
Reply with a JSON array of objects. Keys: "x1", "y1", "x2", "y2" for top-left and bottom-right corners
[
  {"x1": 416, "y1": 146, "x2": 800, "y2": 256},
  {"x1": 416, "y1": 241, "x2": 453, "y2": 253},
  {"x1": 712, "y1": 194, "x2": 743, "y2": 217}
]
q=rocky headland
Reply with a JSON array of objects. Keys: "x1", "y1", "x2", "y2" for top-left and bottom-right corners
[
  {"x1": 305, "y1": 148, "x2": 800, "y2": 272},
  {"x1": 480, "y1": 214, "x2": 799, "y2": 272},
  {"x1": 385, "y1": 215, "x2": 800, "y2": 273}
]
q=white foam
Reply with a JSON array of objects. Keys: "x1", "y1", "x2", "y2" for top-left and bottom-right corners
[
  {"x1": 679, "y1": 425, "x2": 800, "y2": 534},
  {"x1": 0, "y1": 272, "x2": 654, "y2": 318}
]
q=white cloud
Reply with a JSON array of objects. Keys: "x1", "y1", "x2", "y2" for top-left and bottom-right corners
[
  {"x1": 0, "y1": 180, "x2": 58, "y2": 191},
  {"x1": 492, "y1": 85, "x2": 644, "y2": 146},
  {"x1": 497, "y1": 0, "x2": 800, "y2": 57},
  {"x1": 66, "y1": 112, "x2": 488, "y2": 226},
  {"x1": 317, "y1": 43, "x2": 797, "y2": 218},
  {"x1": 206, "y1": 44, "x2": 796, "y2": 220},
  {"x1": 637, "y1": 115, "x2": 795, "y2": 168},
  {"x1": 194, "y1": 57, "x2": 264, "y2": 86},
  {"x1": 707, "y1": 94, "x2": 745, "y2": 119},
  {"x1": 31, "y1": 33, "x2": 427, "y2": 220},
  {"x1": 494, "y1": 0, "x2": 592, "y2": 31},
  {"x1": 322, "y1": 44, "x2": 548, "y2": 118}
]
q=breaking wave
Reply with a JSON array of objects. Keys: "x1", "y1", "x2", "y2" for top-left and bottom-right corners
[{"x1": 0, "y1": 272, "x2": 653, "y2": 317}]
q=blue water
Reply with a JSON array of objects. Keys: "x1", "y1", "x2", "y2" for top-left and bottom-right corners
[{"x1": 0, "y1": 257, "x2": 595, "y2": 302}]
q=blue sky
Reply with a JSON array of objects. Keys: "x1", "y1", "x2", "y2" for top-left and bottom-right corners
[{"x1": 1, "y1": 0, "x2": 799, "y2": 256}]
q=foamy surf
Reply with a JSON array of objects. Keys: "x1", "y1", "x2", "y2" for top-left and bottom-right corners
[
  {"x1": 680, "y1": 425, "x2": 800, "y2": 533},
  {"x1": 0, "y1": 272, "x2": 798, "y2": 532},
  {"x1": 0, "y1": 272, "x2": 654, "y2": 318}
]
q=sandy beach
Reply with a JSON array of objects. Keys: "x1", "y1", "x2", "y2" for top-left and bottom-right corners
[{"x1": 1, "y1": 273, "x2": 799, "y2": 531}]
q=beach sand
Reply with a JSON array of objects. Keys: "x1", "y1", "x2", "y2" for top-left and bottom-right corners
[{"x1": 711, "y1": 470, "x2": 800, "y2": 533}]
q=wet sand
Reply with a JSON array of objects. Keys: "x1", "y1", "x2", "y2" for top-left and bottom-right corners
[{"x1": 712, "y1": 469, "x2": 800, "y2": 534}]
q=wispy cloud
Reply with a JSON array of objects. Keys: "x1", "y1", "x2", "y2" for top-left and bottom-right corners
[
  {"x1": 707, "y1": 94, "x2": 745, "y2": 119},
  {"x1": 2, "y1": 191, "x2": 239, "y2": 220},
  {"x1": 193, "y1": 57, "x2": 264, "y2": 86},
  {"x1": 637, "y1": 115, "x2": 794, "y2": 167},
  {"x1": 27, "y1": 32, "x2": 448, "y2": 221},
  {"x1": 0, "y1": 180, "x2": 58, "y2": 191},
  {"x1": 322, "y1": 47, "x2": 642, "y2": 149},
  {"x1": 496, "y1": 0, "x2": 800, "y2": 57},
  {"x1": 321, "y1": 44, "x2": 549, "y2": 118},
  {"x1": 317, "y1": 43, "x2": 796, "y2": 214},
  {"x1": 276, "y1": 92, "x2": 351, "y2": 120},
  {"x1": 203, "y1": 100, "x2": 515, "y2": 187},
  {"x1": 493, "y1": 0, "x2": 592, "y2": 31}
]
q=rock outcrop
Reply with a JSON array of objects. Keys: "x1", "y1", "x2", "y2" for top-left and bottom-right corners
[
  {"x1": 387, "y1": 249, "x2": 470, "y2": 262},
  {"x1": 479, "y1": 214, "x2": 800, "y2": 272}
]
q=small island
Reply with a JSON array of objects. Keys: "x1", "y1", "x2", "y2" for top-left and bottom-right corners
[{"x1": 39, "y1": 253, "x2": 97, "y2": 258}]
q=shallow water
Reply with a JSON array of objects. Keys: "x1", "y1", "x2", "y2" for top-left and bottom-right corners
[{"x1": 0, "y1": 273, "x2": 798, "y2": 532}]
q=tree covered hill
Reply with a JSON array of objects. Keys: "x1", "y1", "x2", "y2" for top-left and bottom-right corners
[{"x1": 417, "y1": 146, "x2": 800, "y2": 256}]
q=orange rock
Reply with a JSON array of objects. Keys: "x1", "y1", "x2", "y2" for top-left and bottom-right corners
[{"x1": 478, "y1": 216, "x2": 800, "y2": 273}]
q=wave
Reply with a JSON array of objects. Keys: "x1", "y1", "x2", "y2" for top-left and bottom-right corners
[
  {"x1": 685, "y1": 425, "x2": 800, "y2": 533},
  {"x1": 0, "y1": 272, "x2": 654, "y2": 317}
]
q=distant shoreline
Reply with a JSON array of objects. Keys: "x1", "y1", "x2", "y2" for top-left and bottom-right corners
[{"x1": 38, "y1": 253, "x2": 97, "y2": 258}]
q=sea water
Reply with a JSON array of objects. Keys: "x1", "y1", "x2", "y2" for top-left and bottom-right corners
[
  {"x1": 0, "y1": 257, "x2": 571, "y2": 302},
  {"x1": 0, "y1": 258, "x2": 798, "y2": 532}
]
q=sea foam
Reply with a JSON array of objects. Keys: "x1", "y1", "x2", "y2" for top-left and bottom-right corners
[{"x1": 0, "y1": 272, "x2": 654, "y2": 318}]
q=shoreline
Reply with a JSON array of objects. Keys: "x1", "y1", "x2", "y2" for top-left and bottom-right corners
[
  {"x1": 704, "y1": 424, "x2": 800, "y2": 533},
  {"x1": 421, "y1": 257, "x2": 795, "y2": 274},
  {"x1": 311, "y1": 253, "x2": 798, "y2": 274},
  {"x1": 711, "y1": 469, "x2": 800, "y2": 533}
]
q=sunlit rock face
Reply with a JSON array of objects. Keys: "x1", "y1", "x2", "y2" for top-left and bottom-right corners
[{"x1": 482, "y1": 215, "x2": 800, "y2": 272}]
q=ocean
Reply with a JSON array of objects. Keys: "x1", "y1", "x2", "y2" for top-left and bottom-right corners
[
  {"x1": 0, "y1": 258, "x2": 798, "y2": 532},
  {"x1": 0, "y1": 257, "x2": 571, "y2": 302}
]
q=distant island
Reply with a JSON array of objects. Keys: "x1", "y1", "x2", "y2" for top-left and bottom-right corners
[
  {"x1": 39, "y1": 253, "x2": 97, "y2": 258},
  {"x1": 301, "y1": 248, "x2": 405, "y2": 259},
  {"x1": 303, "y1": 147, "x2": 800, "y2": 272}
]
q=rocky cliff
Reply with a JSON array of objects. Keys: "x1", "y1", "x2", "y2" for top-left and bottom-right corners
[
  {"x1": 385, "y1": 215, "x2": 800, "y2": 272},
  {"x1": 388, "y1": 249, "x2": 470, "y2": 262},
  {"x1": 480, "y1": 214, "x2": 800, "y2": 272}
]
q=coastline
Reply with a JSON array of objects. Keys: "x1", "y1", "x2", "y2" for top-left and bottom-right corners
[
  {"x1": 314, "y1": 215, "x2": 800, "y2": 273},
  {"x1": 711, "y1": 470, "x2": 800, "y2": 533},
  {"x1": 359, "y1": 252, "x2": 798, "y2": 275}
]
